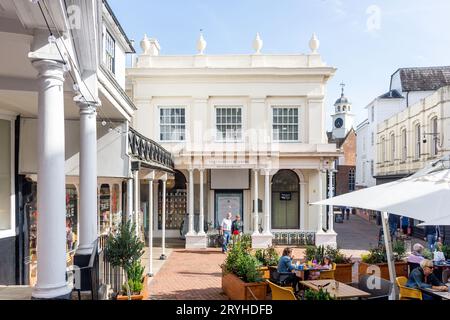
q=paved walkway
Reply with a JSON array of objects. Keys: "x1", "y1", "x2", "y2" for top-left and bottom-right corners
[{"x1": 147, "y1": 249, "x2": 227, "y2": 300}]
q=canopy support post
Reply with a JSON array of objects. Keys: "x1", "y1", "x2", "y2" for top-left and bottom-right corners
[{"x1": 381, "y1": 211, "x2": 397, "y2": 300}]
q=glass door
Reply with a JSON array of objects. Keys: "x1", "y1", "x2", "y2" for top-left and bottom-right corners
[{"x1": 215, "y1": 191, "x2": 243, "y2": 229}]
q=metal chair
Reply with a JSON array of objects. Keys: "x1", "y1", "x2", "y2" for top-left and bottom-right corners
[
  {"x1": 396, "y1": 276, "x2": 423, "y2": 300},
  {"x1": 319, "y1": 263, "x2": 336, "y2": 280},
  {"x1": 267, "y1": 280, "x2": 297, "y2": 300}
]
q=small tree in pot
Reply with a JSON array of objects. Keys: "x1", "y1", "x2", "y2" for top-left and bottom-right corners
[{"x1": 104, "y1": 221, "x2": 145, "y2": 300}]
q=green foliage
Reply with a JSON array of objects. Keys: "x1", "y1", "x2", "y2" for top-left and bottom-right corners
[
  {"x1": 304, "y1": 288, "x2": 335, "y2": 300},
  {"x1": 255, "y1": 246, "x2": 280, "y2": 267},
  {"x1": 362, "y1": 240, "x2": 406, "y2": 264},
  {"x1": 305, "y1": 245, "x2": 352, "y2": 264},
  {"x1": 222, "y1": 237, "x2": 263, "y2": 283},
  {"x1": 104, "y1": 221, "x2": 145, "y2": 297},
  {"x1": 104, "y1": 221, "x2": 145, "y2": 271},
  {"x1": 441, "y1": 245, "x2": 450, "y2": 259},
  {"x1": 422, "y1": 248, "x2": 433, "y2": 260},
  {"x1": 123, "y1": 260, "x2": 145, "y2": 294}
]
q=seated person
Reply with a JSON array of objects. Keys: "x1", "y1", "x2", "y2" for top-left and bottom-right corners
[
  {"x1": 308, "y1": 256, "x2": 333, "y2": 280},
  {"x1": 433, "y1": 242, "x2": 446, "y2": 262},
  {"x1": 406, "y1": 259, "x2": 448, "y2": 300},
  {"x1": 277, "y1": 247, "x2": 299, "y2": 292},
  {"x1": 407, "y1": 243, "x2": 425, "y2": 264}
]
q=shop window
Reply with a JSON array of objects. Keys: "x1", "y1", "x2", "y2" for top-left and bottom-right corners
[
  {"x1": 99, "y1": 184, "x2": 111, "y2": 235},
  {"x1": 158, "y1": 170, "x2": 187, "y2": 230}
]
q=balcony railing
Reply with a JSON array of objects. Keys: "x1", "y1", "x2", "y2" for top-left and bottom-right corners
[{"x1": 128, "y1": 127, "x2": 174, "y2": 170}]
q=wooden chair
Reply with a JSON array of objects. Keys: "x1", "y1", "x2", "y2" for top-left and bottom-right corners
[
  {"x1": 396, "y1": 276, "x2": 422, "y2": 300},
  {"x1": 267, "y1": 280, "x2": 297, "y2": 300},
  {"x1": 319, "y1": 263, "x2": 336, "y2": 280}
]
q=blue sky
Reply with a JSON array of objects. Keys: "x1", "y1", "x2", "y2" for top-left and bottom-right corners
[{"x1": 109, "y1": 0, "x2": 450, "y2": 128}]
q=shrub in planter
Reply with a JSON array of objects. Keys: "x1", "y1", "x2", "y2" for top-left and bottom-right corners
[
  {"x1": 303, "y1": 288, "x2": 335, "y2": 300},
  {"x1": 122, "y1": 260, "x2": 145, "y2": 295},
  {"x1": 221, "y1": 237, "x2": 267, "y2": 300},
  {"x1": 255, "y1": 246, "x2": 280, "y2": 279},
  {"x1": 104, "y1": 221, "x2": 145, "y2": 300}
]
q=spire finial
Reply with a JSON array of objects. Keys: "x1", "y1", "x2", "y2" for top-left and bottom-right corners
[
  {"x1": 197, "y1": 29, "x2": 207, "y2": 55},
  {"x1": 340, "y1": 82, "x2": 346, "y2": 96}
]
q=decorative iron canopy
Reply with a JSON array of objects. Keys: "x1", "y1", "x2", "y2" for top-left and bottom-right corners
[{"x1": 128, "y1": 127, "x2": 174, "y2": 171}]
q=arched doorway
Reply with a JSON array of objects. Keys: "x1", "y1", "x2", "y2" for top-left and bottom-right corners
[
  {"x1": 272, "y1": 170, "x2": 300, "y2": 229},
  {"x1": 158, "y1": 170, "x2": 187, "y2": 231}
]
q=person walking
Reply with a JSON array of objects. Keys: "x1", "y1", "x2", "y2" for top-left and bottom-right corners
[
  {"x1": 424, "y1": 225, "x2": 442, "y2": 251},
  {"x1": 220, "y1": 212, "x2": 233, "y2": 253},
  {"x1": 231, "y1": 214, "x2": 243, "y2": 238}
]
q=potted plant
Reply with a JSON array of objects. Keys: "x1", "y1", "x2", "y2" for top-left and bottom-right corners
[
  {"x1": 359, "y1": 240, "x2": 408, "y2": 280},
  {"x1": 305, "y1": 246, "x2": 354, "y2": 283},
  {"x1": 221, "y1": 237, "x2": 267, "y2": 300},
  {"x1": 255, "y1": 246, "x2": 280, "y2": 280},
  {"x1": 104, "y1": 221, "x2": 146, "y2": 300}
]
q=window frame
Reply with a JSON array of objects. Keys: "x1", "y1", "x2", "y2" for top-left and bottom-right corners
[
  {"x1": 430, "y1": 117, "x2": 438, "y2": 157},
  {"x1": 348, "y1": 168, "x2": 355, "y2": 191},
  {"x1": 103, "y1": 28, "x2": 116, "y2": 75},
  {"x1": 158, "y1": 106, "x2": 187, "y2": 142},
  {"x1": 214, "y1": 106, "x2": 244, "y2": 142},
  {"x1": 390, "y1": 132, "x2": 395, "y2": 163},
  {"x1": 271, "y1": 106, "x2": 301, "y2": 142},
  {"x1": 0, "y1": 115, "x2": 15, "y2": 239},
  {"x1": 401, "y1": 128, "x2": 407, "y2": 162},
  {"x1": 414, "y1": 123, "x2": 421, "y2": 160}
]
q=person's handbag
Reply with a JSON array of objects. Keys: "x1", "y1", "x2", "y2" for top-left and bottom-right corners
[{"x1": 218, "y1": 234, "x2": 225, "y2": 246}]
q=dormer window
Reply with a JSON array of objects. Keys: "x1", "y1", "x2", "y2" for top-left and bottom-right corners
[{"x1": 104, "y1": 29, "x2": 116, "y2": 74}]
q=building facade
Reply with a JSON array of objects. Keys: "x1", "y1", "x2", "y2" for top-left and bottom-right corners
[
  {"x1": 0, "y1": 0, "x2": 172, "y2": 299},
  {"x1": 127, "y1": 33, "x2": 340, "y2": 248}
]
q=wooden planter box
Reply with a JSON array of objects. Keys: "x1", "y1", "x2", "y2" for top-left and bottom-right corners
[
  {"x1": 222, "y1": 273, "x2": 267, "y2": 300},
  {"x1": 358, "y1": 261, "x2": 408, "y2": 280},
  {"x1": 259, "y1": 266, "x2": 276, "y2": 280},
  {"x1": 334, "y1": 263, "x2": 354, "y2": 284},
  {"x1": 116, "y1": 275, "x2": 149, "y2": 300}
]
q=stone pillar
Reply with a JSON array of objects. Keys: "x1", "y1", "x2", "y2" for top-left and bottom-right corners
[
  {"x1": 133, "y1": 170, "x2": 140, "y2": 238},
  {"x1": 198, "y1": 169, "x2": 205, "y2": 236},
  {"x1": 315, "y1": 169, "x2": 337, "y2": 248},
  {"x1": 75, "y1": 98, "x2": 98, "y2": 254},
  {"x1": 263, "y1": 170, "x2": 272, "y2": 236},
  {"x1": 185, "y1": 169, "x2": 207, "y2": 249},
  {"x1": 127, "y1": 178, "x2": 133, "y2": 221},
  {"x1": 187, "y1": 169, "x2": 195, "y2": 236},
  {"x1": 327, "y1": 169, "x2": 336, "y2": 233},
  {"x1": 160, "y1": 175, "x2": 167, "y2": 260},
  {"x1": 252, "y1": 169, "x2": 259, "y2": 235},
  {"x1": 31, "y1": 59, "x2": 71, "y2": 299},
  {"x1": 148, "y1": 175, "x2": 154, "y2": 276}
]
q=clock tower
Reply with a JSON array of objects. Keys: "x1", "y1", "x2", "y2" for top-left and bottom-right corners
[{"x1": 331, "y1": 82, "x2": 355, "y2": 139}]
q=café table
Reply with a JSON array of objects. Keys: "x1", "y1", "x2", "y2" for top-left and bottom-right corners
[
  {"x1": 300, "y1": 280, "x2": 371, "y2": 300},
  {"x1": 420, "y1": 287, "x2": 450, "y2": 300}
]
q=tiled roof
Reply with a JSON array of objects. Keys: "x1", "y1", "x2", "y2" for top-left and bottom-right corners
[{"x1": 397, "y1": 66, "x2": 450, "y2": 92}]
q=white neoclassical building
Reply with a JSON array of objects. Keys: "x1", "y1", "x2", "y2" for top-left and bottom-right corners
[{"x1": 127, "y1": 33, "x2": 340, "y2": 249}]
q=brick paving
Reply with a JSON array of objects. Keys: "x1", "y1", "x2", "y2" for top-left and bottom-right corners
[{"x1": 148, "y1": 249, "x2": 227, "y2": 300}]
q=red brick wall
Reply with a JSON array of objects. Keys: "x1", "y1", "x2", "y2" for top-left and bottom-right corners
[{"x1": 341, "y1": 130, "x2": 356, "y2": 166}]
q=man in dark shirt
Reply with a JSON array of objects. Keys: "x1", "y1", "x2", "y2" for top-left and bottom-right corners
[{"x1": 406, "y1": 259, "x2": 447, "y2": 300}]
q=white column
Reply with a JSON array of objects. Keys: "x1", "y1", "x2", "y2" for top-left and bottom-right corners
[
  {"x1": 187, "y1": 169, "x2": 196, "y2": 236},
  {"x1": 75, "y1": 98, "x2": 98, "y2": 255},
  {"x1": 31, "y1": 59, "x2": 71, "y2": 299},
  {"x1": 263, "y1": 170, "x2": 272, "y2": 235},
  {"x1": 328, "y1": 169, "x2": 335, "y2": 233},
  {"x1": 253, "y1": 169, "x2": 259, "y2": 235},
  {"x1": 198, "y1": 169, "x2": 205, "y2": 236},
  {"x1": 300, "y1": 182, "x2": 306, "y2": 230},
  {"x1": 317, "y1": 169, "x2": 325, "y2": 234},
  {"x1": 127, "y1": 178, "x2": 133, "y2": 221},
  {"x1": 160, "y1": 176, "x2": 167, "y2": 259},
  {"x1": 134, "y1": 170, "x2": 140, "y2": 237},
  {"x1": 148, "y1": 177, "x2": 154, "y2": 276}
]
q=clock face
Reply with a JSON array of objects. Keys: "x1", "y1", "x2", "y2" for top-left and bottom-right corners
[{"x1": 335, "y1": 118, "x2": 344, "y2": 129}]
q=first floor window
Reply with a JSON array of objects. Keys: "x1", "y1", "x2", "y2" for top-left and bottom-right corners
[
  {"x1": 431, "y1": 117, "x2": 438, "y2": 156},
  {"x1": 104, "y1": 29, "x2": 115, "y2": 74},
  {"x1": 390, "y1": 133, "x2": 395, "y2": 163},
  {"x1": 159, "y1": 108, "x2": 186, "y2": 141},
  {"x1": 216, "y1": 107, "x2": 242, "y2": 141},
  {"x1": 415, "y1": 124, "x2": 421, "y2": 160},
  {"x1": 272, "y1": 107, "x2": 299, "y2": 141},
  {"x1": 401, "y1": 129, "x2": 407, "y2": 162},
  {"x1": 370, "y1": 160, "x2": 374, "y2": 177}
]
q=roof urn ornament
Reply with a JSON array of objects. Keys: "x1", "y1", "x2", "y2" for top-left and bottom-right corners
[
  {"x1": 253, "y1": 33, "x2": 263, "y2": 54},
  {"x1": 140, "y1": 34, "x2": 151, "y2": 54},
  {"x1": 197, "y1": 31, "x2": 207, "y2": 55},
  {"x1": 309, "y1": 33, "x2": 320, "y2": 54}
]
